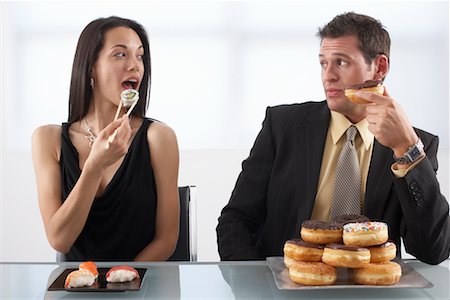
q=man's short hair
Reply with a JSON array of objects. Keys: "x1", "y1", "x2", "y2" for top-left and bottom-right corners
[{"x1": 317, "y1": 12, "x2": 390, "y2": 65}]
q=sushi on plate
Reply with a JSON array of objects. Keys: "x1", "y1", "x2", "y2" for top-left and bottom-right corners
[{"x1": 106, "y1": 265, "x2": 140, "y2": 283}]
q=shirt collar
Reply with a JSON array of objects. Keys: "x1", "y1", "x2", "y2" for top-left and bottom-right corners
[{"x1": 330, "y1": 111, "x2": 374, "y2": 150}]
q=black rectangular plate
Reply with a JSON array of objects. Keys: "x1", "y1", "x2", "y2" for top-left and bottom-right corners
[{"x1": 47, "y1": 267, "x2": 146, "y2": 292}]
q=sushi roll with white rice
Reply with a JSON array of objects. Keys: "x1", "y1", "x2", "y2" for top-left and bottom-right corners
[
  {"x1": 106, "y1": 265, "x2": 140, "y2": 283},
  {"x1": 64, "y1": 269, "x2": 96, "y2": 288}
]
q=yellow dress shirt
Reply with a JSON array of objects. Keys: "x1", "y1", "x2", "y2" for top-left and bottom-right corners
[{"x1": 311, "y1": 111, "x2": 374, "y2": 221}]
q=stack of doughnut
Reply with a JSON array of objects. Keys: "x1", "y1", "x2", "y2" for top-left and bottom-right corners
[{"x1": 283, "y1": 214, "x2": 402, "y2": 286}]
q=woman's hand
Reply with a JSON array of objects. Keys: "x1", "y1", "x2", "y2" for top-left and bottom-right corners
[{"x1": 85, "y1": 115, "x2": 132, "y2": 172}]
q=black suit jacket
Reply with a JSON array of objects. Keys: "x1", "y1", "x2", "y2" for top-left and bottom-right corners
[{"x1": 217, "y1": 101, "x2": 450, "y2": 264}]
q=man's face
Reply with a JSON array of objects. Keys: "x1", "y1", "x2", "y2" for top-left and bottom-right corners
[{"x1": 319, "y1": 35, "x2": 378, "y2": 120}]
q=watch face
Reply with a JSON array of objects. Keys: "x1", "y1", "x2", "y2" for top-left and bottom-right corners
[
  {"x1": 409, "y1": 146, "x2": 421, "y2": 161},
  {"x1": 395, "y1": 139, "x2": 424, "y2": 164}
]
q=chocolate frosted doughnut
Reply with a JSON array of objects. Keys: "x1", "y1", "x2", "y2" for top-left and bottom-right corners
[
  {"x1": 302, "y1": 220, "x2": 342, "y2": 230},
  {"x1": 322, "y1": 243, "x2": 370, "y2": 268},
  {"x1": 344, "y1": 80, "x2": 384, "y2": 104},
  {"x1": 368, "y1": 241, "x2": 397, "y2": 263},
  {"x1": 347, "y1": 79, "x2": 382, "y2": 90},
  {"x1": 284, "y1": 239, "x2": 324, "y2": 266},
  {"x1": 332, "y1": 214, "x2": 370, "y2": 225},
  {"x1": 300, "y1": 221, "x2": 343, "y2": 244}
]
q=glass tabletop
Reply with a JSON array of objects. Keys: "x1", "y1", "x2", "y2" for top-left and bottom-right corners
[{"x1": 0, "y1": 259, "x2": 448, "y2": 299}]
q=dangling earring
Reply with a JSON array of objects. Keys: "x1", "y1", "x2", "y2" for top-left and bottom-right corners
[{"x1": 90, "y1": 77, "x2": 95, "y2": 90}]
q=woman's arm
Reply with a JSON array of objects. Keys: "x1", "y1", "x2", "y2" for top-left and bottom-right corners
[
  {"x1": 31, "y1": 118, "x2": 131, "y2": 253},
  {"x1": 134, "y1": 122, "x2": 180, "y2": 261}
]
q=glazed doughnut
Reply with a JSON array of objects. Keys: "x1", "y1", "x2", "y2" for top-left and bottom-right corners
[
  {"x1": 343, "y1": 221, "x2": 388, "y2": 247},
  {"x1": 284, "y1": 255, "x2": 298, "y2": 268},
  {"x1": 322, "y1": 243, "x2": 370, "y2": 268},
  {"x1": 332, "y1": 214, "x2": 370, "y2": 225},
  {"x1": 301, "y1": 220, "x2": 343, "y2": 244},
  {"x1": 344, "y1": 80, "x2": 384, "y2": 104},
  {"x1": 288, "y1": 261, "x2": 337, "y2": 286},
  {"x1": 368, "y1": 241, "x2": 397, "y2": 263},
  {"x1": 353, "y1": 261, "x2": 402, "y2": 285},
  {"x1": 284, "y1": 239, "x2": 324, "y2": 265}
]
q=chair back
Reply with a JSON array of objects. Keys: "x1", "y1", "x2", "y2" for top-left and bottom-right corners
[{"x1": 168, "y1": 185, "x2": 197, "y2": 261}]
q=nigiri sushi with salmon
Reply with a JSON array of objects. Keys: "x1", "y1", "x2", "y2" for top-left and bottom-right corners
[
  {"x1": 79, "y1": 261, "x2": 99, "y2": 279},
  {"x1": 106, "y1": 265, "x2": 140, "y2": 283},
  {"x1": 64, "y1": 269, "x2": 96, "y2": 288}
]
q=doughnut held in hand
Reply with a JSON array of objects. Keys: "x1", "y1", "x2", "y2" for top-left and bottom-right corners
[{"x1": 344, "y1": 80, "x2": 384, "y2": 104}]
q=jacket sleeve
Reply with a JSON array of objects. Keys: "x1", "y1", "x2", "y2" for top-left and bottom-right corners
[
  {"x1": 395, "y1": 133, "x2": 450, "y2": 264},
  {"x1": 216, "y1": 107, "x2": 276, "y2": 260}
]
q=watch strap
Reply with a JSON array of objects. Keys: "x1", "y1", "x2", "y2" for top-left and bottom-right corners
[{"x1": 393, "y1": 139, "x2": 424, "y2": 165}]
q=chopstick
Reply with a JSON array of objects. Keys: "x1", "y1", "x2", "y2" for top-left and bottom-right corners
[{"x1": 105, "y1": 99, "x2": 138, "y2": 149}]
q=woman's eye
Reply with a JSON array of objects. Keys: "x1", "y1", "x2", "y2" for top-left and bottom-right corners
[
  {"x1": 114, "y1": 52, "x2": 126, "y2": 57},
  {"x1": 137, "y1": 55, "x2": 144, "y2": 61}
]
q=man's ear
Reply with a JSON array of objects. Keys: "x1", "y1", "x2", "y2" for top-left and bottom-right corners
[{"x1": 373, "y1": 54, "x2": 389, "y2": 81}]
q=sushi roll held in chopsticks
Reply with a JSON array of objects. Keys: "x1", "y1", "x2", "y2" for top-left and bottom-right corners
[
  {"x1": 121, "y1": 89, "x2": 139, "y2": 109},
  {"x1": 79, "y1": 261, "x2": 99, "y2": 279},
  {"x1": 112, "y1": 89, "x2": 140, "y2": 121},
  {"x1": 64, "y1": 269, "x2": 96, "y2": 288},
  {"x1": 106, "y1": 89, "x2": 140, "y2": 149},
  {"x1": 106, "y1": 265, "x2": 140, "y2": 283}
]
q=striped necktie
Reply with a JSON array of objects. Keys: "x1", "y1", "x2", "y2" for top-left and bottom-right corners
[{"x1": 330, "y1": 125, "x2": 361, "y2": 220}]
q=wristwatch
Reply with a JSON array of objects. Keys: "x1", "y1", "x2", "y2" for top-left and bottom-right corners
[{"x1": 393, "y1": 139, "x2": 424, "y2": 164}]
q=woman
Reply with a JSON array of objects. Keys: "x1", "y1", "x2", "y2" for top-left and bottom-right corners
[{"x1": 32, "y1": 16, "x2": 180, "y2": 261}]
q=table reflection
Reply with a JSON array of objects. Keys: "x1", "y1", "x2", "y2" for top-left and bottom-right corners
[{"x1": 219, "y1": 264, "x2": 276, "y2": 299}]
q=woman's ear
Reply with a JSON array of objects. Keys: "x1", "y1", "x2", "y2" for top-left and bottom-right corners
[{"x1": 374, "y1": 54, "x2": 389, "y2": 81}]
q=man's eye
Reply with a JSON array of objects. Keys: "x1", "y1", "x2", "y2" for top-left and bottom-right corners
[
  {"x1": 320, "y1": 61, "x2": 327, "y2": 69},
  {"x1": 337, "y1": 59, "x2": 346, "y2": 66}
]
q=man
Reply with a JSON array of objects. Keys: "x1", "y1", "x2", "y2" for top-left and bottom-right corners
[{"x1": 216, "y1": 12, "x2": 449, "y2": 264}]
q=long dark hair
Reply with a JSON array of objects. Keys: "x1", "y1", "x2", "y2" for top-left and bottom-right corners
[{"x1": 67, "y1": 16, "x2": 151, "y2": 123}]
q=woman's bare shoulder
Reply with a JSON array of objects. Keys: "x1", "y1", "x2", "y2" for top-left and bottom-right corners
[
  {"x1": 32, "y1": 124, "x2": 62, "y2": 158},
  {"x1": 32, "y1": 124, "x2": 62, "y2": 141},
  {"x1": 147, "y1": 120, "x2": 177, "y2": 143}
]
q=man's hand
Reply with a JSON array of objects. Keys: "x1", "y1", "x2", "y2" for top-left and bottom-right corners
[{"x1": 357, "y1": 86, "x2": 419, "y2": 158}]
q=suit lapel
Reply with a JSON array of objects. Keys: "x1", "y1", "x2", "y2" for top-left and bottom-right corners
[
  {"x1": 292, "y1": 102, "x2": 394, "y2": 223},
  {"x1": 294, "y1": 102, "x2": 329, "y2": 225},
  {"x1": 364, "y1": 140, "x2": 394, "y2": 219}
]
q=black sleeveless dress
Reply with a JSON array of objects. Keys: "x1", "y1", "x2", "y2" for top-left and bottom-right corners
[{"x1": 60, "y1": 118, "x2": 157, "y2": 261}]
